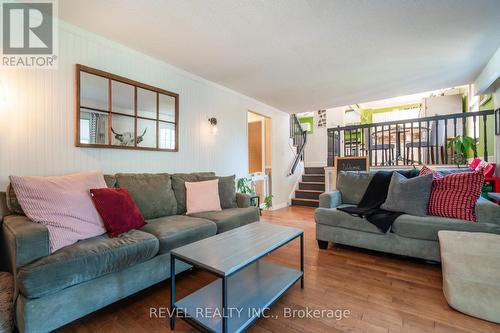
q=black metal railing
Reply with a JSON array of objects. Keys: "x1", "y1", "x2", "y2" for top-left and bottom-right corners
[
  {"x1": 289, "y1": 114, "x2": 308, "y2": 175},
  {"x1": 327, "y1": 109, "x2": 496, "y2": 167}
]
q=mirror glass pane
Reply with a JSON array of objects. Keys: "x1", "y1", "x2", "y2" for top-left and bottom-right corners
[
  {"x1": 159, "y1": 94, "x2": 176, "y2": 122},
  {"x1": 111, "y1": 114, "x2": 135, "y2": 146},
  {"x1": 159, "y1": 122, "x2": 176, "y2": 149},
  {"x1": 137, "y1": 119, "x2": 157, "y2": 148},
  {"x1": 79, "y1": 110, "x2": 108, "y2": 144},
  {"x1": 137, "y1": 88, "x2": 156, "y2": 119},
  {"x1": 112, "y1": 81, "x2": 134, "y2": 116},
  {"x1": 80, "y1": 72, "x2": 108, "y2": 111}
]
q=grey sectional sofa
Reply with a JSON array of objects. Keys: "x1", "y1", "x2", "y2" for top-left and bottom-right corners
[
  {"x1": 315, "y1": 170, "x2": 500, "y2": 262},
  {"x1": 0, "y1": 172, "x2": 259, "y2": 333}
]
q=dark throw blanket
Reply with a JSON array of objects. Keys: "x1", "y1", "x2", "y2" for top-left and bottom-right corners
[{"x1": 337, "y1": 170, "x2": 416, "y2": 232}]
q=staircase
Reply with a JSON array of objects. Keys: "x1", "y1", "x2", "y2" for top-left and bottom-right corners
[{"x1": 291, "y1": 167, "x2": 325, "y2": 207}]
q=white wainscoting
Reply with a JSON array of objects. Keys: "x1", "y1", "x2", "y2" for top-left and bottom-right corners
[{"x1": 0, "y1": 22, "x2": 299, "y2": 209}]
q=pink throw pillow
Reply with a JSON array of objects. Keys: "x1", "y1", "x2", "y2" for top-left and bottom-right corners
[
  {"x1": 10, "y1": 171, "x2": 107, "y2": 252},
  {"x1": 185, "y1": 179, "x2": 222, "y2": 215},
  {"x1": 419, "y1": 165, "x2": 444, "y2": 180},
  {"x1": 469, "y1": 158, "x2": 482, "y2": 170}
]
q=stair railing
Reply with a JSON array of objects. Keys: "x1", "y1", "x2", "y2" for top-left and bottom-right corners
[{"x1": 289, "y1": 114, "x2": 308, "y2": 175}]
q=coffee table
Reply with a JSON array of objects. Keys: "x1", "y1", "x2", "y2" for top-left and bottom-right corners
[{"x1": 170, "y1": 222, "x2": 304, "y2": 333}]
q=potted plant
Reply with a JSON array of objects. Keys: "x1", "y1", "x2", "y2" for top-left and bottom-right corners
[
  {"x1": 236, "y1": 177, "x2": 254, "y2": 194},
  {"x1": 447, "y1": 135, "x2": 477, "y2": 168}
]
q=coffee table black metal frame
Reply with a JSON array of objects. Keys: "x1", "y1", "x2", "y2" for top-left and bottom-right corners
[{"x1": 169, "y1": 223, "x2": 304, "y2": 333}]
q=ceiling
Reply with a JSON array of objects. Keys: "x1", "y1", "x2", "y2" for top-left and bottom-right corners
[{"x1": 60, "y1": 0, "x2": 500, "y2": 113}]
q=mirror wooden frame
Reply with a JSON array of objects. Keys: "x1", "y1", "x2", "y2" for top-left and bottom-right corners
[{"x1": 75, "y1": 64, "x2": 179, "y2": 151}]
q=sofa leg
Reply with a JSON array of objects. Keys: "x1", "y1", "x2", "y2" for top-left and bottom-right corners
[{"x1": 317, "y1": 240, "x2": 329, "y2": 249}]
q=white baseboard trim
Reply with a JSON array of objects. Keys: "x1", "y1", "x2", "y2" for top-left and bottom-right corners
[{"x1": 270, "y1": 202, "x2": 289, "y2": 211}]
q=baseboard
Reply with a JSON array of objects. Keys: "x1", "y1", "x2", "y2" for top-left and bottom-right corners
[{"x1": 270, "y1": 201, "x2": 289, "y2": 211}]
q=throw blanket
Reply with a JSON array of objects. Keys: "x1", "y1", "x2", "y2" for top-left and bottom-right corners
[{"x1": 337, "y1": 170, "x2": 416, "y2": 232}]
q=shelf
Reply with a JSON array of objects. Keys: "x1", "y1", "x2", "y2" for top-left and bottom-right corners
[{"x1": 175, "y1": 261, "x2": 302, "y2": 333}]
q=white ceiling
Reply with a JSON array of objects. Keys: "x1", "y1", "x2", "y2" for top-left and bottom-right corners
[{"x1": 60, "y1": 0, "x2": 500, "y2": 113}]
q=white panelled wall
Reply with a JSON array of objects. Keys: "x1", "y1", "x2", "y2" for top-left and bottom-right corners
[{"x1": 0, "y1": 23, "x2": 300, "y2": 209}]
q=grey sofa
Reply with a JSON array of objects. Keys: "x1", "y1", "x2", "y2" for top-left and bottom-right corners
[
  {"x1": 0, "y1": 172, "x2": 259, "y2": 333},
  {"x1": 315, "y1": 170, "x2": 500, "y2": 262}
]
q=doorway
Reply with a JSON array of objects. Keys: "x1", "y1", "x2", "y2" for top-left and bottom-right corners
[{"x1": 247, "y1": 111, "x2": 272, "y2": 207}]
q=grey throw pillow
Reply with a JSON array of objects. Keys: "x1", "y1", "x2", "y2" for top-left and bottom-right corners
[
  {"x1": 381, "y1": 172, "x2": 433, "y2": 216},
  {"x1": 198, "y1": 175, "x2": 237, "y2": 209}
]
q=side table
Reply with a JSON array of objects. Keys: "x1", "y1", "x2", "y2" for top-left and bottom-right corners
[{"x1": 249, "y1": 195, "x2": 262, "y2": 216}]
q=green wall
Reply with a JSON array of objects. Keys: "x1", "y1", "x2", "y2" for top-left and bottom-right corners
[
  {"x1": 298, "y1": 116, "x2": 314, "y2": 134},
  {"x1": 476, "y1": 94, "x2": 495, "y2": 158}
]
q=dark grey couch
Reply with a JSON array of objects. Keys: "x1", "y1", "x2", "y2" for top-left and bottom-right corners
[
  {"x1": 315, "y1": 170, "x2": 500, "y2": 262},
  {"x1": 0, "y1": 172, "x2": 259, "y2": 333}
]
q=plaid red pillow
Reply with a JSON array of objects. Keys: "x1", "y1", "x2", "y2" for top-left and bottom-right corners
[
  {"x1": 427, "y1": 171, "x2": 484, "y2": 222},
  {"x1": 419, "y1": 165, "x2": 444, "y2": 180}
]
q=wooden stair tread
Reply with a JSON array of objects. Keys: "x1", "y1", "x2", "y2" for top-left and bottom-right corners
[
  {"x1": 299, "y1": 181, "x2": 325, "y2": 185},
  {"x1": 295, "y1": 189, "x2": 323, "y2": 193},
  {"x1": 292, "y1": 198, "x2": 319, "y2": 202},
  {"x1": 303, "y1": 173, "x2": 324, "y2": 176}
]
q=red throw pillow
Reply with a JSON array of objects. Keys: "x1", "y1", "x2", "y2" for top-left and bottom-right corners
[
  {"x1": 90, "y1": 188, "x2": 145, "y2": 237},
  {"x1": 427, "y1": 172, "x2": 484, "y2": 222}
]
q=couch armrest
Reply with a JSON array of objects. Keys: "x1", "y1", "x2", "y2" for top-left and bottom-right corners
[
  {"x1": 3, "y1": 215, "x2": 50, "y2": 270},
  {"x1": 236, "y1": 192, "x2": 252, "y2": 208},
  {"x1": 319, "y1": 191, "x2": 342, "y2": 208},
  {"x1": 476, "y1": 197, "x2": 500, "y2": 225}
]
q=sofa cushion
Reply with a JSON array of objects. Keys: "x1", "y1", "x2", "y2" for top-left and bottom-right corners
[
  {"x1": 5, "y1": 184, "x2": 24, "y2": 215},
  {"x1": 428, "y1": 171, "x2": 484, "y2": 222},
  {"x1": 336, "y1": 172, "x2": 373, "y2": 205},
  {"x1": 392, "y1": 214, "x2": 500, "y2": 241},
  {"x1": 315, "y1": 206, "x2": 383, "y2": 234},
  {"x1": 189, "y1": 207, "x2": 258, "y2": 233},
  {"x1": 103, "y1": 174, "x2": 117, "y2": 188},
  {"x1": 90, "y1": 188, "x2": 146, "y2": 237},
  {"x1": 141, "y1": 215, "x2": 217, "y2": 253},
  {"x1": 171, "y1": 172, "x2": 216, "y2": 214},
  {"x1": 115, "y1": 173, "x2": 177, "y2": 219},
  {"x1": 6, "y1": 175, "x2": 117, "y2": 216},
  {"x1": 185, "y1": 179, "x2": 222, "y2": 215},
  {"x1": 10, "y1": 171, "x2": 108, "y2": 253},
  {"x1": 381, "y1": 173, "x2": 433, "y2": 216},
  {"x1": 198, "y1": 175, "x2": 237, "y2": 209},
  {"x1": 18, "y1": 229, "x2": 159, "y2": 299}
]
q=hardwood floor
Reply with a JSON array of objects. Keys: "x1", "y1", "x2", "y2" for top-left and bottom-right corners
[{"x1": 58, "y1": 206, "x2": 500, "y2": 333}]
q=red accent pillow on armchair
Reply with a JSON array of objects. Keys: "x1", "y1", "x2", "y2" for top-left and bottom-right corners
[
  {"x1": 427, "y1": 172, "x2": 484, "y2": 222},
  {"x1": 90, "y1": 188, "x2": 145, "y2": 237}
]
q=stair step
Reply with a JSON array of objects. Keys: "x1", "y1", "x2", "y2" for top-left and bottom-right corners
[
  {"x1": 291, "y1": 198, "x2": 319, "y2": 207},
  {"x1": 302, "y1": 175, "x2": 325, "y2": 182},
  {"x1": 304, "y1": 167, "x2": 326, "y2": 175},
  {"x1": 299, "y1": 181, "x2": 325, "y2": 191},
  {"x1": 295, "y1": 189, "x2": 323, "y2": 193},
  {"x1": 295, "y1": 189, "x2": 322, "y2": 200}
]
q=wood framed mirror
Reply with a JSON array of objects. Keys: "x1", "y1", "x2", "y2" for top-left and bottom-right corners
[{"x1": 76, "y1": 64, "x2": 179, "y2": 151}]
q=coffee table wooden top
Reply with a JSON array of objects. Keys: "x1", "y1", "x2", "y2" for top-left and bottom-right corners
[{"x1": 171, "y1": 222, "x2": 303, "y2": 277}]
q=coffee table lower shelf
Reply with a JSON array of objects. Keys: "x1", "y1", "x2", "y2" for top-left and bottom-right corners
[{"x1": 174, "y1": 261, "x2": 302, "y2": 333}]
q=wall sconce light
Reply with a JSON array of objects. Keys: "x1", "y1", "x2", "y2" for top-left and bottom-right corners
[{"x1": 208, "y1": 117, "x2": 218, "y2": 135}]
